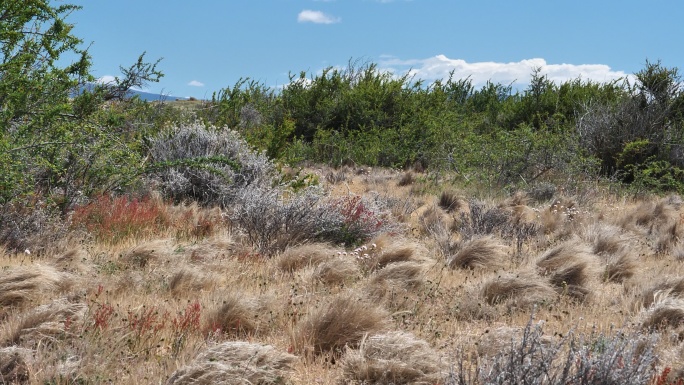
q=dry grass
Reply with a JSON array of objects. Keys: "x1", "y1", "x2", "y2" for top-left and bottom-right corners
[
  {"x1": 168, "y1": 267, "x2": 212, "y2": 296},
  {"x1": 0, "y1": 265, "x2": 74, "y2": 318},
  {"x1": 480, "y1": 271, "x2": 557, "y2": 308},
  {"x1": 397, "y1": 171, "x2": 415, "y2": 187},
  {"x1": 365, "y1": 261, "x2": 427, "y2": 306},
  {"x1": 438, "y1": 190, "x2": 466, "y2": 213},
  {"x1": 340, "y1": 331, "x2": 445, "y2": 385},
  {"x1": 166, "y1": 341, "x2": 297, "y2": 385},
  {"x1": 640, "y1": 298, "x2": 684, "y2": 330},
  {"x1": 293, "y1": 293, "x2": 388, "y2": 356},
  {"x1": 203, "y1": 292, "x2": 262, "y2": 337},
  {"x1": 535, "y1": 239, "x2": 600, "y2": 301},
  {"x1": 276, "y1": 243, "x2": 338, "y2": 273},
  {"x1": 616, "y1": 196, "x2": 683, "y2": 253},
  {"x1": 1, "y1": 298, "x2": 86, "y2": 348},
  {"x1": 0, "y1": 346, "x2": 30, "y2": 384},
  {"x1": 581, "y1": 222, "x2": 639, "y2": 282},
  {"x1": 447, "y1": 235, "x2": 509, "y2": 270},
  {"x1": 637, "y1": 277, "x2": 684, "y2": 309},
  {"x1": 312, "y1": 257, "x2": 360, "y2": 286},
  {"x1": 2, "y1": 166, "x2": 684, "y2": 384}
]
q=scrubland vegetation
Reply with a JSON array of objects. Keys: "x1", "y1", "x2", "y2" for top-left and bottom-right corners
[{"x1": 2, "y1": 2, "x2": 684, "y2": 384}]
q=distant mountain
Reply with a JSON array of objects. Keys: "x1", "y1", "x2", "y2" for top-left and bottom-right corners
[
  {"x1": 76, "y1": 83, "x2": 190, "y2": 102},
  {"x1": 127, "y1": 89, "x2": 190, "y2": 102}
]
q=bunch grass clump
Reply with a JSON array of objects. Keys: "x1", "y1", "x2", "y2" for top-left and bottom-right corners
[
  {"x1": 293, "y1": 293, "x2": 387, "y2": 356},
  {"x1": 0, "y1": 265, "x2": 74, "y2": 317},
  {"x1": 166, "y1": 341, "x2": 297, "y2": 385},
  {"x1": 536, "y1": 239, "x2": 600, "y2": 301},
  {"x1": 204, "y1": 293, "x2": 261, "y2": 337},
  {"x1": 340, "y1": 331, "x2": 445, "y2": 384},
  {"x1": 276, "y1": 243, "x2": 338, "y2": 273},
  {"x1": 640, "y1": 298, "x2": 684, "y2": 330},
  {"x1": 480, "y1": 271, "x2": 556, "y2": 308},
  {"x1": 312, "y1": 257, "x2": 361, "y2": 286},
  {"x1": 447, "y1": 235, "x2": 509, "y2": 270}
]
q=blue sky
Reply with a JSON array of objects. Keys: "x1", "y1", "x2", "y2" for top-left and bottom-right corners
[{"x1": 66, "y1": 0, "x2": 684, "y2": 99}]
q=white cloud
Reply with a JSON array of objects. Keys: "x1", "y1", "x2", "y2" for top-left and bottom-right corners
[
  {"x1": 188, "y1": 80, "x2": 205, "y2": 87},
  {"x1": 379, "y1": 55, "x2": 633, "y2": 88},
  {"x1": 297, "y1": 10, "x2": 340, "y2": 24},
  {"x1": 96, "y1": 75, "x2": 117, "y2": 85}
]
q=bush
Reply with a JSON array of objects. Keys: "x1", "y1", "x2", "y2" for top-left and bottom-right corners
[
  {"x1": 147, "y1": 122, "x2": 276, "y2": 207},
  {"x1": 229, "y1": 185, "x2": 342, "y2": 255},
  {"x1": 449, "y1": 315, "x2": 659, "y2": 385},
  {"x1": 0, "y1": 201, "x2": 66, "y2": 255}
]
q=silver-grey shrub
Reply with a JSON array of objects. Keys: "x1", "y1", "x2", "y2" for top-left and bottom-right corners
[
  {"x1": 229, "y1": 185, "x2": 344, "y2": 255},
  {"x1": 448, "y1": 316, "x2": 659, "y2": 385},
  {"x1": 147, "y1": 122, "x2": 276, "y2": 207}
]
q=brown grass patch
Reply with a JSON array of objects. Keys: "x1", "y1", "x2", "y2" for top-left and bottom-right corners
[
  {"x1": 641, "y1": 298, "x2": 684, "y2": 330},
  {"x1": 481, "y1": 271, "x2": 556, "y2": 308},
  {"x1": 360, "y1": 236, "x2": 425, "y2": 272},
  {"x1": 1, "y1": 298, "x2": 86, "y2": 348},
  {"x1": 120, "y1": 239, "x2": 173, "y2": 268},
  {"x1": 166, "y1": 341, "x2": 297, "y2": 385},
  {"x1": 638, "y1": 277, "x2": 684, "y2": 309},
  {"x1": 340, "y1": 331, "x2": 445, "y2": 385},
  {"x1": 447, "y1": 235, "x2": 509, "y2": 270},
  {"x1": 168, "y1": 268, "x2": 212, "y2": 296},
  {"x1": 438, "y1": 190, "x2": 465, "y2": 213},
  {"x1": 0, "y1": 347, "x2": 30, "y2": 384},
  {"x1": 365, "y1": 261, "x2": 427, "y2": 305},
  {"x1": 476, "y1": 325, "x2": 554, "y2": 358},
  {"x1": 293, "y1": 293, "x2": 388, "y2": 356},
  {"x1": 617, "y1": 197, "x2": 683, "y2": 253},
  {"x1": 582, "y1": 223, "x2": 638, "y2": 282},
  {"x1": 204, "y1": 293, "x2": 261, "y2": 337},
  {"x1": 275, "y1": 243, "x2": 337, "y2": 273},
  {"x1": 397, "y1": 171, "x2": 415, "y2": 187},
  {"x1": 0, "y1": 265, "x2": 73, "y2": 317},
  {"x1": 536, "y1": 239, "x2": 600, "y2": 300},
  {"x1": 312, "y1": 257, "x2": 360, "y2": 286},
  {"x1": 417, "y1": 205, "x2": 451, "y2": 236}
]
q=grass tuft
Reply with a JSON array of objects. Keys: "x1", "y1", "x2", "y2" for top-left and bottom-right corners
[
  {"x1": 340, "y1": 331, "x2": 445, "y2": 384},
  {"x1": 166, "y1": 341, "x2": 297, "y2": 385},
  {"x1": 293, "y1": 293, "x2": 387, "y2": 356},
  {"x1": 447, "y1": 235, "x2": 509, "y2": 270}
]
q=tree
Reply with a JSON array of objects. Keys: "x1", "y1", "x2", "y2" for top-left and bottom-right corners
[{"x1": 0, "y1": 1, "x2": 163, "y2": 211}]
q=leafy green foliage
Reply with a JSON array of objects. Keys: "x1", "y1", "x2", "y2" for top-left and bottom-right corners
[{"x1": 0, "y1": 2, "x2": 164, "y2": 214}]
